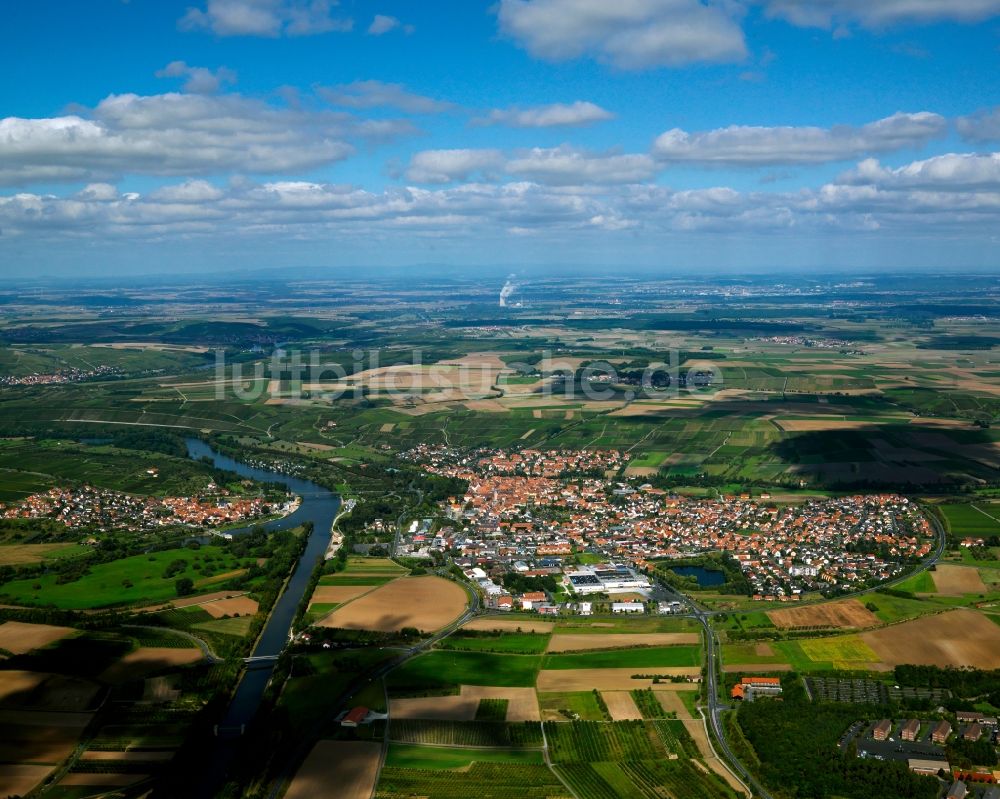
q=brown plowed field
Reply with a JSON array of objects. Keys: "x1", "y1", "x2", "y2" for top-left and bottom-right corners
[
  {"x1": 284, "y1": 740, "x2": 381, "y2": 799},
  {"x1": 602, "y1": 691, "x2": 643, "y2": 720},
  {"x1": 930, "y1": 565, "x2": 987, "y2": 595},
  {"x1": 309, "y1": 585, "x2": 376, "y2": 604},
  {"x1": 390, "y1": 685, "x2": 540, "y2": 722},
  {"x1": 0, "y1": 621, "x2": 76, "y2": 654},
  {"x1": 861, "y1": 609, "x2": 1000, "y2": 668},
  {"x1": 100, "y1": 647, "x2": 203, "y2": 683},
  {"x1": 767, "y1": 599, "x2": 878, "y2": 629},
  {"x1": 536, "y1": 667, "x2": 699, "y2": 692},
  {"x1": 315, "y1": 576, "x2": 467, "y2": 633}
]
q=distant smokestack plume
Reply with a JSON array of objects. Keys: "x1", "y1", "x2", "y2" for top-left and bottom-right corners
[{"x1": 499, "y1": 277, "x2": 517, "y2": 307}]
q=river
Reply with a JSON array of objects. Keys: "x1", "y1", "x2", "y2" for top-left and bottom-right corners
[{"x1": 184, "y1": 438, "x2": 340, "y2": 733}]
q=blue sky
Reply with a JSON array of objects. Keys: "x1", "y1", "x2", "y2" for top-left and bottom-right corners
[{"x1": 2, "y1": 0, "x2": 1000, "y2": 276}]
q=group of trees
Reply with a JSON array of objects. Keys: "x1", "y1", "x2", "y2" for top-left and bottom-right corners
[{"x1": 737, "y1": 676, "x2": 939, "y2": 799}]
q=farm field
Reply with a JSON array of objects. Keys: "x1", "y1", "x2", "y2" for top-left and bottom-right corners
[
  {"x1": 308, "y1": 584, "x2": 376, "y2": 604},
  {"x1": 387, "y1": 720, "x2": 545, "y2": 748},
  {"x1": 384, "y1": 743, "x2": 545, "y2": 769},
  {"x1": 545, "y1": 720, "x2": 740, "y2": 799},
  {"x1": 602, "y1": 691, "x2": 643, "y2": 720},
  {"x1": 462, "y1": 617, "x2": 555, "y2": 634},
  {"x1": 0, "y1": 543, "x2": 86, "y2": 565},
  {"x1": 99, "y1": 646, "x2": 203, "y2": 683},
  {"x1": 929, "y1": 564, "x2": 988, "y2": 594},
  {"x1": 538, "y1": 691, "x2": 610, "y2": 722},
  {"x1": 0, "y1": 621, "x2": 77, "y2": 654},
  {"x1": 315, "y1": 575, "x2": 467, "y2": 633},
  {"x1": 437, "y1": 631, "x2": 550, "y2": 654},
  {"x1": 546, "y1": 633, "x2": 699, "y2": 652},
  {"x1": 939, "y1": 503, "x2": 1000, "y2": 537},
  {"x1": 536, "y1": 668, "x2": 700, "y2": 692},
  {"x1": 766, "y1": 598, "x2": 878, "y2": 630},
  {"x1": 390, "y1": 685, "x2": 541, "y2": 721},
  {"x1": 541, "y1": 645, "x2": 701, "y2": 670},
  {"x1": 0, "y1": 708, "x2": 93, "y2": 774},
  {"x1": 388, "y1": 651, "x2": 542, "y2": 693},
  {"x1": 284, "y1": 740, "x2": 382, "y2": 799},
  {"x1": 0, "y1": 764, "x2": 53, "y2": 798},
  {"x1": 376, "y1": 762, "x2": 570, "y2": 799},
  {"x1": 860, "y1": 608, "x2": 1000, "y2": 668}
]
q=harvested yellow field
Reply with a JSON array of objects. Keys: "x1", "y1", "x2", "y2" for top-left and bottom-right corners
[
  {"x1": 767, "y1": 599, "x2": 878, "y2": 630},
  {"x1": 651, "y1": 689, "x2": 691, "y2": 718},
  {"x1": 316, "y1": 575, "x2": 467, "y2": 633},
  {"x1": 58, "y1": 774, "x2": 148, "y2": 787},
  {"x1": 602, "y1": 691, "x2": 643, "y2": 720},
  {"x1": 776, "y1": 419, "x2": 878, "y2": 432},
  {"x1": 0, "y1": 543, "x2": 77, "y2": 566},
  {"x1": 463, "y1": 618, "x2": 554, "y2": 634},
  {"x1": 201, "y1": 595, "x2": 259, "y2": 618},
  {"x1": 100, "y1": 647, "x2": 203, "y2": 683},
  {"x1": 861, "y1": 609, "x2": 1000, "y2": 669},
  {"x1": 309, "y1": 585, "x2": 375, "y2": 604},
  {"x1": 0, "y1": 709, "x2": 92, "y2": 763},
  {"x1": 81, "y1": 750, "x2": 174, "y2": 761},
  {"x1": 546, "y1": 633, "x2": 699, "y2": 652},
  {"x1": 1, "y1": 764, "x2": 54, "y2": 797},
  {"x1": 931, "y1": 565, "x2": 988, "y2": 595},
  {"x1": 0, "y1": 621, "x2": 76, "y2": 654},
  {"x1": 284, "y1": 740, "x2": 381, "y2": 799},
  {"x1": 390, "y1": 685, "x2": 540, "y2": 722},
  {"x1": 0, "y1": 670, "x2": 46, "y2": 703},
  {"x1": 137, "y1": 590, "x2": 251, "y2": 613},
  {"x1": 536, "y1": 667, "x2": 699, "y2": 692}
]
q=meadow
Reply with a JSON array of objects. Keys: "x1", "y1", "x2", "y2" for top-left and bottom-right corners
[
  {"x1": 541, "y1": 645, "x2": 701, "y2": 670},
  {"x1": 387, "y1": 651, "x2": 542, "y2": 693},
  {"x1": 0, "y1": 545, "x2": 249, "y2": 609}
]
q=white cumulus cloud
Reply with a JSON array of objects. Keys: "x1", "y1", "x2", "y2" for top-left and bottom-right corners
[
  {"x1": 155, "y1": 61, "x2": 237, "y2": 94},
  {"x1": 405, "y1": 150, "x2": 506, "y2": 183},
  {"x1": 475, "y1": 101, "x2": 615, "y2": 128},
  {"x1": 761, "y1": 0, "x2": 1000, "y2": 28},
  {"x1": 652, "y1": 112, "x2": 946, "y2": 165},
  {"x1": 367, "y1": 14, "x2": 413, "y2": 35},
  {"x1": 318, "y1": 80, "x2": 453, "y2": 114},
  {"x1": 179, "y1": 0, "x2": 352, "y2": 37},
  {"x1": 496, "y1": 0, "x2": 748, "y2": 69}
]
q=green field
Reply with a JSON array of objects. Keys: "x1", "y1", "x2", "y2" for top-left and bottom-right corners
[
  {"x1": 376, "y1": 763, "x2": 569, "y2": 799},
  {"x1": 894, "y1": 570, "x2": 936, "y2": 593},
  {"x1": 387, "y1": 720, "x2": 545, "y2": 748},
  {"x1": 0, "y1": 545, "x2": 248, "y2": 609},
  {"x1": 544, "y1": 721, "x2": 737, "y2": 799},
  {"x1": 939, "y1": 503, "x2": 1000, "y2": 537},
  {"x1": 385, "y1": 744, "x2": 544, "y2": 769},
  {"x1": 537, "y1": 691, "x2": 609, "y2": 721},
  {"x1": 772, "y1": 634, "x2": 880, "y2": 671},
  {"x1": 436, "y1": 632, "x2": 550, "y2": 654},
  {"x1": 541, "y1": 645, "x2": 701, "y2": 670},
  {"x1": 387, "y1": 651, "x2": 542, "y2": 693}
]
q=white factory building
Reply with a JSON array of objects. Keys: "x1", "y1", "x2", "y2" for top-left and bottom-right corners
[{"x1": 564, "y1": 564, "x2": 651, "y2": 595}]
